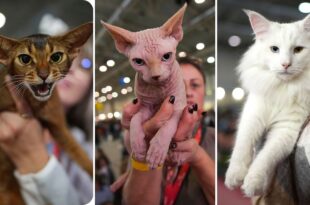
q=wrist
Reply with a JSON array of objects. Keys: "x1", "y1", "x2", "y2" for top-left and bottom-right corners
[
  {"x1": 131, "y1": 156, "x2": 163, "y2": 171},
  {"x1": 14, "y1": 147, "x2": 49, "y2": 174}
]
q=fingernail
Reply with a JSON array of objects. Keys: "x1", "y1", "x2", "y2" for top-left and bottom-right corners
[
  {"x1": 169, "y1": 95, "x2": 175, "y2": 104},
  {"x1": 193, "y1": 103, "x2": 198, "y2": 111},
  {"x1": 132, "y1": 98, "x2": 138, "y2": 104},
  {"x1": 169, "y1": 142, "x2": 177, "y2": 149},
  {"x1": 188, "y1": 107, "x2": 194, "y2": 114}
]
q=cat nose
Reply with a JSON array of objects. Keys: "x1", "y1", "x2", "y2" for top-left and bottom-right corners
[
  {"x1": 282, "y1": 63, "x2": 291, "y2": 69},
  {"x1": 38, "y1": 71, "x2": 49, "y2": 81},
  {"x1": 152, "y1": 75, "x2": 160, "y2": 81}
]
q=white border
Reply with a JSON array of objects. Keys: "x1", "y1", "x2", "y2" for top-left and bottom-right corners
[
  {"x1": 84, "y1": 0, "x2": 95, "y2": 205},
  {"x1": 214, "y1": 0, "x2": 218, "y2": 204}
]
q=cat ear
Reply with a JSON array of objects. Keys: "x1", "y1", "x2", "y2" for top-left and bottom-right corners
[
  {"x1": 56, "y1": 22, "x2": 93, "y2": 57},
  {"x1": 303, "y1": 14, "x2": 310, "y2": 32},
  {"x1": 161, "y1": 3, "x2": 187, "y2": 42},
  {"x1": 244, "y1": 10, "x2": 270, "y2": 37},
  {"x1": 0, "y1": 36, "x2": 19, "y2": 65},
  {"x1": 101, "y1": 21, "x2": 135, "y2": 54}
]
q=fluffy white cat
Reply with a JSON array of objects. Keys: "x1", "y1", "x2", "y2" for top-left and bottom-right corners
[{"x1": 225, "y1": 10, "x2": 310, "y2": 197}]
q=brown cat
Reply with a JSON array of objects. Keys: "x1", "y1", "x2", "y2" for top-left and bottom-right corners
[{"x1": 0, "y1": 22, "x2": 93, "y2": 205}]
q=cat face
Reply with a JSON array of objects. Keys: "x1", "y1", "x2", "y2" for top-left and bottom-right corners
[
  {"x1": 127, "y1": 31, "x2": 178, "y2": 83},
  {"x1": 0, "y1": 23, "x2": 92, "y2": 101},
  {"x1": 102, "y1": 4, "x2": 186, "y2": 84},
  {"x1": 246, "y1": 10, "x2": 310, "y2": 81}
]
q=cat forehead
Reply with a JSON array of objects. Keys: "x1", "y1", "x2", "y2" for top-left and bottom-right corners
[
  {"x1": 266, "y1": 22, "x2": 307, "y2": 43},
  {"x1": 18, "y1": 35, "x2": 65, "y2": 53},
  {"x1": 134, "y1": 28, "x2": 164, "y2": 43},
  {"x1": 22, "y1": 34, "x2": 50, "y2": 50},
  {"x1": 129, "y1": 28, "x2": 177, "y2": 54}
]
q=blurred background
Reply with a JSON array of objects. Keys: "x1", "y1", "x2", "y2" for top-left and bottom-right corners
[
  {"x1": 0, "y1": 0, "x2": 91, "y2": 37},
  {"x1": 217, "y1": 0, "x2": 310, "y2": 205},
  {"x1": 95, "y1": 0, "x2": 215, "y2": 204}
]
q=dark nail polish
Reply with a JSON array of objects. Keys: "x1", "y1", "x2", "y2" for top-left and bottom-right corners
[
  {"x1": 169, "y1": 95, "x2": 175, "y2": 104},
  {"x1": 169, "y1": 142, "x2": 177, "y2": 149},
  {"x1": 132, "y1": 98, "x2": 138, "y2": 104},
  {"x1": 193, "y1": 103, "x2": 198, "y2": 111},
  {"x1": 188, "y1": 107, "x2": 194, "y2": 114}
]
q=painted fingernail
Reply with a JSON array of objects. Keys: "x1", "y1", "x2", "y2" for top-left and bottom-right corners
[
  {"x1": 169, "y1": 95, "x2": 175, "y2": 104},
  {"x1": 193, "y1": 103, "x2": 198, "y2": 111},
  {"x1": 169, "y1": 142, "x2": 177, "y2": 149},
  {"x1": 188, "y1": 107, "x2": 194, "y2": 114},
  {"x1": 132, "y1": 98, "x2": 138, "y2": 104}
]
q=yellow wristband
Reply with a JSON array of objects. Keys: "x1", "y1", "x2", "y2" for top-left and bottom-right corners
[{"x1": 131, "y1": 156, "x2": 163, "y2": 171}]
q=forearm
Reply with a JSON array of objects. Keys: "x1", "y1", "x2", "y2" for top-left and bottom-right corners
[
  {"x1": 123, "y1": 168, "x2": 162, "y2": 205},
  {"x1": 190, "y1": 147, "x2": 215, "y2": 205}
]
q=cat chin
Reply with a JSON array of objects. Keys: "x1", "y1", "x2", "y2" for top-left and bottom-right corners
[{"x1": 275, "y1": 73, "x2": 297, "y2": 81}]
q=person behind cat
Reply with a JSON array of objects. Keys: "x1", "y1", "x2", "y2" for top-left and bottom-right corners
[
  {"x1": 0, "y1": 41, "x2": 93, "y2": 205},
  {"x1": 117, "y1": 56, "x2": 215, "y2": 205}
]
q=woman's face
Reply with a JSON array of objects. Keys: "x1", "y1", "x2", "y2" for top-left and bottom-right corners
[
  {"x1": 57, "y1": 57, "x2": 92, "y2": 110},
  {"x1": 181, "y1": 63, "x2": 205, "y2": 110}
]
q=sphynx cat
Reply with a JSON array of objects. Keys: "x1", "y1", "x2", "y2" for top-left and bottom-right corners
[{"x1": 102, "y1": 4, "x2": 187, "y2": 168}]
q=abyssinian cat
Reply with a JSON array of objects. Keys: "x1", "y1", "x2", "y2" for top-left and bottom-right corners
[
  {"x1": 102, "y1": 5, "x2": 187, "y2": 168},
  {"x1": 225, "y1": 11, "x2": 310, "y2": 197},
  {"x1": 0, "y1": 23, "x2": 92, "y2": 205}
]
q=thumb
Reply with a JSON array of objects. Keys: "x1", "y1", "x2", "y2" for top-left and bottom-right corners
[
  {"x1": 173, "y1": 139, "x2": 198, "y2": 152},
  {"x1": 5, "y1": 75, "x2": 33, "y2": 117}
]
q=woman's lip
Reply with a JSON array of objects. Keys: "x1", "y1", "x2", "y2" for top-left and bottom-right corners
[{"x1": 58, "y1": 79, "x2": 71, "y2": 88}]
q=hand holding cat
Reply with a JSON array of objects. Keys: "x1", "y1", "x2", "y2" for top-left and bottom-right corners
[
  {"x1": 122, "y1": 97, "x2": 201, "y2": 165},
  {"x1": 0, "y1": 75, "x2": 49, "y2": 174}
]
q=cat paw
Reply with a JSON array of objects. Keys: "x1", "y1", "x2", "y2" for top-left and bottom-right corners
[
  {"x1": 146, "y1": 137, "x2": 169, "y2": 169},
  {"x1": 241, "y1": 171, "x2": 269, "y2": 197},
  {"x1": 225, "y1": 164, "x2": 248, "y2": 190},
  {"x1": 131, "y1": 137, "x2": 147, "y2": 161}
]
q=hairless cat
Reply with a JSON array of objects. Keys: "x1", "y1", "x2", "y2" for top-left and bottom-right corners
[{"x1": 102, "y1": 4, "x2": 187, "y2": 168}]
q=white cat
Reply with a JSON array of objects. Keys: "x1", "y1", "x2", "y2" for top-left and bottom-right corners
[{"x1": 225, "y1": 10, "x2": 310, "y2": 197}]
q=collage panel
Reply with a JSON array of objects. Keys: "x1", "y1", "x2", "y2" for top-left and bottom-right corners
[
  {"x1": 95, "y1": 0, "x2": 215, "y2": 204},
  {"x1": 0, "y1": 0, "x2": 309, "y2": 204},
  {"x1": 218, "y1": 1, "x2": 310, "y2": 205},
  {"x1": 0, "y1": 0, "x2": 93, "y2": 205}
]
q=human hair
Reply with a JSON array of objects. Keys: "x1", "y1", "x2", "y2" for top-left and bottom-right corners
[
  {"x1": 177, "y1": 56, "x2": 206, "y2": 85},
  {"x1": 66, "y1": 39, "x2": 93, "y2": 140}
]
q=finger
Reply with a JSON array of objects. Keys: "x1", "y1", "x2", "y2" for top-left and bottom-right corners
[
  {"x1": 174, "y1": 104, "x2": 199, "y2": 141},
  {"x1": 123, "y1": 130, "x2": 132, "y2": 153},
  {"x1": 121, "y1": 98, "x2": 141, "y2": 129},
  {"x1": 0, "y1": 112, "x2": 26, "y2": 140},
  {"x1": 5, "y1": 75, "x2": 33, "y2": 116},
  {"x1": 143, "y1": 96, "x2": 175, "y2": 137},
  {"x1": 173, "y1": 139, "x2": 198, "y2": 152},
  {"x1": 110, "y1": 171, "x2": 129, "y2": 192},
  {"x1": 0, "y1": 114, "x2": 15, "y2": 141}
]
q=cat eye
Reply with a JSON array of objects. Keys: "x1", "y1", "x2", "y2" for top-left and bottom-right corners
[
  {"x1": 18, "y1": 54, "x2": 32, "y2": 65},
  {"x1": 161, "y1": 52, "x2": 172, "y2": 62},
  {"x1": 294, "y1": 46, "x2": 304, "y2": 54},
  {"x1": 270, "y1": 46, "x2": 279, "y2": 53},
  {"x1": 50, "y1": 52, "x2": 63, "y2": 63},
  {"x1": 132, "y1": 58, "x2": 145, "y2": 66}
]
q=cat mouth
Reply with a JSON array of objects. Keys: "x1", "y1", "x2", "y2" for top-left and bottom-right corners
[{"x1": 30, "y1": 82, "x2": 54, "y2": 97}]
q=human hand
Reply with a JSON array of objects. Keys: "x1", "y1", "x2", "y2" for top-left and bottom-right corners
[
  {"x1": 121, "y1": 97, "x2": 201, "y2": 164},
  {"x1": 0, "y1": 75, "x2": 49, "y2": 174}
]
